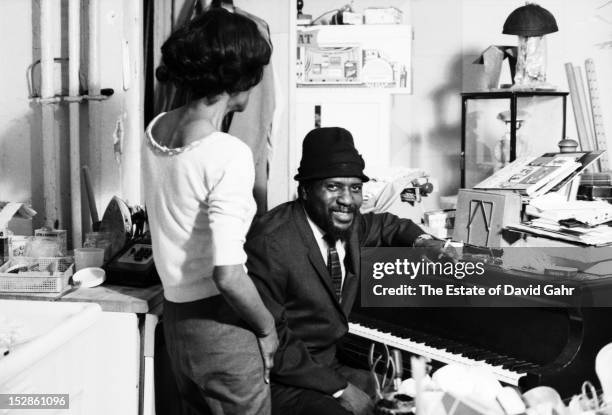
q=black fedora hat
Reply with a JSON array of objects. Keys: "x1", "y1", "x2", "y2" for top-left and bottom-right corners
[{"x1": 294, "y1": 127, "x2": 369, "y2": 182}]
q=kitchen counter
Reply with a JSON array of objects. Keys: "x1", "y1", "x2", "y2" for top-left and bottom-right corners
[{"x1": 0, "y1": 283, "x2": 163, "y2": 314}]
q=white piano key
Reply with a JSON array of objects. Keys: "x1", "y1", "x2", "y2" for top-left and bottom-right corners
[{"x1": 348, "y1": 322, "x2": 525, "y2": 386}]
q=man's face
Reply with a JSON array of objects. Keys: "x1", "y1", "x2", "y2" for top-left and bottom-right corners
[{"x1": 302, "y1": 177, "x2": 363, "y2": 240}]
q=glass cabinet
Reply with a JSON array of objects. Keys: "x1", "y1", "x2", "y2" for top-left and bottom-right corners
[{"x1": 461, "y1": 91, "x2": 569, "y2": 188}]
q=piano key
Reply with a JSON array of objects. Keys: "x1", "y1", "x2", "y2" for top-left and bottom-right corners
[
  {"x1": 348, "y1": 321, "x2": 526, "y2": 386},
  {"x1": 467, "y1": 349, "x2": 496, "y2": 360},
  {"x1": 486, "y1": 357, "x2": 510, "y2": 366},
  {"x1": 502, "y1": 359, "x2": 523, "y2": 369},
  {"x1": 472, "y1": 352, "x2": 501, "y2": 361},
  {"x1": 511, "y1": 362, "x2": 540, "y2": 371}
]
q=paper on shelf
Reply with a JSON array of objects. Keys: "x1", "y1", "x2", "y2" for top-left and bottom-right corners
[{"x1": 527, "y1": 193, "x2": 612, "y2": 226}]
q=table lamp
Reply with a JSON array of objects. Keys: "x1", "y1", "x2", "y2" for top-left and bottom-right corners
[{"x1": 503, "y1": 2, "x2": 558, "y2": 89}]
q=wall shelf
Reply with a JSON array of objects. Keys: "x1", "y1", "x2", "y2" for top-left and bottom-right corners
[{"x1": 296, "y1": 85, "x2": 412, "y2": 94}]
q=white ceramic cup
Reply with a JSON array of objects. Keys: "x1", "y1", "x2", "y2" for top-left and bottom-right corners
[{"x1": 74, "y1": 247, "x2": 105, "y2": 271}]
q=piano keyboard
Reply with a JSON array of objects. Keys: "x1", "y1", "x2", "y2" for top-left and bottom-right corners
[{"x1": 348, "y1": 321, "x2": 529, "y2": 386}]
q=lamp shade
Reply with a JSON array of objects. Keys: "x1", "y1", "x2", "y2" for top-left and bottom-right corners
[{"x1": 502, "y1": 3, "x2": 558, "y2": 36}]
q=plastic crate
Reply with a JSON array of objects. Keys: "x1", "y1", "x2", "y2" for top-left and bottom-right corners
[{"x1": 0, "y1": 257, "x2": 74, "y2": 293}]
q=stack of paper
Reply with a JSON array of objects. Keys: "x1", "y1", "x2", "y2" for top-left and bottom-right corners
[
  {"x1": 507, "y1": 221, "x2": 612, "y2": 246},
  {"x1": 527, "y1": 193, "x2": 612, "y2": 226},
  {"x1": 474, "y1": 153, "x2": 582, "y2": 197}
]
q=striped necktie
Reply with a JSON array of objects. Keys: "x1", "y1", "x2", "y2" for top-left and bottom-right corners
[{"x1": 323, "y1": 234, "x2": 342, "y2": 302}]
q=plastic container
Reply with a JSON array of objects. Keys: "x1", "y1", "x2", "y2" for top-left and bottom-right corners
[
  {"x1": 0, "y1": 257, "x2": 74, "y2": 293},
  {"x1": 74, "y1": 248, "x2": 105, "y2": 271}
]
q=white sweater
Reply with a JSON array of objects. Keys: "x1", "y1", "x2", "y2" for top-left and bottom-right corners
[{"x1": 142, "y1": 113, "x2": 256, "y2": 303}]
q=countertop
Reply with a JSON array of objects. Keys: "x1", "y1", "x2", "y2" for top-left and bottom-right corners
[{"x1": 0, "y1": 284, "x2": 164, "y2": 314}]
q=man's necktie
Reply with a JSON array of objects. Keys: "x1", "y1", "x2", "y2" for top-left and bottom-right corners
[{"x1": 324, "y1": 234, "x2": 342, "y2": 302}]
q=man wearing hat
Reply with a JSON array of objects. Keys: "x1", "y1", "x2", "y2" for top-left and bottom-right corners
[{"x1": 245, "y1": 127, "x2": 451, "y2": 415}]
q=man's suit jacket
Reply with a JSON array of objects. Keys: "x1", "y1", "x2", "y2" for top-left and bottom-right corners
[{"x1": 245, "y1": 200, "x2": 425, "y2": 394}]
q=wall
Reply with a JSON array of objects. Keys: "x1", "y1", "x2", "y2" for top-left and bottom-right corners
[
  {"x1": 274, "y1": 0, "x2": 612, "y2": 204},
  {"x1": 1, "y1": 1, "x2": 610, "y2": 226},
  {"x1": 0, "y1": 0, "x2": 142, "y2": 243},
  {"x1": 399, "y1": 0, "x2": 612, "y2": 197}
]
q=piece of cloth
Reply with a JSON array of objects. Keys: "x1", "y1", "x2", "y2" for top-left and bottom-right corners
[
  {"x1": 324, "y1": 234, "x2": 343, "y2": 301},
  {"x1": 228, "y1": 6, "x2": 276, "y2": 214},
  {"x1": 270, "y1": 363, "x2": 375, "y2": 415},
  {"x1": 305, "y1": 212, "x2": 347, "y2": 285},
  {"x1": 142, "y1": 112, "x2": 256, "y2": 303},
  {"x1": 245, "y1": 200, "x2": 425, "y2": 396},
  {"x1": 163, "y1": 295, "x2": 271, "y2": 415},
  {"x1": 228, "y1": 61, "x2": 275, "y2": 215}
]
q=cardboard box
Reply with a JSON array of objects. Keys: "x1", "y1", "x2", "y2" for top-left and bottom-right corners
[{"x1": 453, "y1": 189, "x2": 521, "y2": 247}]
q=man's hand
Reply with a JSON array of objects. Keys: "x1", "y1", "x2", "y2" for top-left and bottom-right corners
[
  {"x1": 337, "y1": 382, "x2": 374, "y2": 415},
  {"x1": 257, "y1": 328, "x2": 279, "y2": 384},
  {"x1": 413, "y1": 236, "x2": 459, "y2": 263}
]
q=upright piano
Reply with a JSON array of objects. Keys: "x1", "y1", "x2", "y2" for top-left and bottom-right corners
[{"x1": 341, "y1": 260, "x2": 612, "y2": 398}]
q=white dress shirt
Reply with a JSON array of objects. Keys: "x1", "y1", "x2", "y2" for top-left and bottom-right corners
[{"x1": 304, "y1": 213, "x2": 347, "y2": 289}]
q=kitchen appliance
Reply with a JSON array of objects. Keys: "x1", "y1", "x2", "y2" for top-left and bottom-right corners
[{"x1": 99, "y1": 197, "x2": 159, "y2": 287}]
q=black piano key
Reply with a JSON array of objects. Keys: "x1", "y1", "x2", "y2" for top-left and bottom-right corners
[
  {"x1": 429, "y1": 337, "x2": 451, "y2": 348},
  {"x1": 399, "y1": 328, "x2": 424, "y2": 341},
  {"x1": 447, "y1": 345, "x2": 475, "y2": 354},
  {"x1": 501, "y1": 359, "x2": 522, "y2": 369},
  {"x1": 464, "y1": 349, "x2": 494, "y2": 360},
  {"x1": 503, "y1": 360, "x2": 533, "y2": 371},
  {"x1": 441, "y1": 341, "x2": 462, "y2": 349},
  {"x1": 458, "y1": 347, "x2": 486, "y2": 358},
  {"x1": 486, "y1": 356, "x2": 510, "y2": 366},
  {"x1": 512, "y1": 362, "x2": 540, "y2": 372},
  {"x1": 421, "y1": 335, "x2": 443, "y2": 347},
  {"x1": 474, "y1": 352, "x2": 502, "y2": 361}
]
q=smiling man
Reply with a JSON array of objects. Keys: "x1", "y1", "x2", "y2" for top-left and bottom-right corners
[{"x1": 245, "y1": 127, "x2": 451, "y2": 415}]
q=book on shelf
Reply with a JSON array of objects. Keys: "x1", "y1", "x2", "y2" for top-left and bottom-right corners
[{"x1": 473, "y1": 152, "x2": 589, "y2": 197}]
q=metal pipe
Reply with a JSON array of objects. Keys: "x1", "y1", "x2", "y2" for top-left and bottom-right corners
[
  {"x1": 69, "y1": 0, "x2": 82, "y2": 248},
  {"x1": 88, "y1": 0, "x2": 100, "y2": 96},
  {"x1": 88, "y1": 0, "x2": 101, "y2": 232},
  {"x1": 40, "y1": 0, "x2": 60, "y2": 228},
  {"x1": 122, "y1": 0, "x2": 143, "y2": 205},
  {"x1": 40, "y1": 0, "x2": 54, "y2": 99}
]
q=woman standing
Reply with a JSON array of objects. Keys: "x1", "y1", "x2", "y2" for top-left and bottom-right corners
[{"x1": 143, "y1": 9, "x2": 277, "y2": 414}]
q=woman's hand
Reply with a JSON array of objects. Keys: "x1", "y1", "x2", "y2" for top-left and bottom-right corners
[{"x1": 257, "y1": 327, "x2": 279, "y2": 384}]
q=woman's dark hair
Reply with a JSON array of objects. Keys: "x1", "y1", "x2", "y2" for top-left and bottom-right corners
[{"x1": 156, "y1": 8, "x2": 271, "y2": 101}]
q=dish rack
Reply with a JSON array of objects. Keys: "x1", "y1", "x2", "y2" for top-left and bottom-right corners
[{"x1": 0, "y1": 257, "x2": 74, "y2": 293}]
